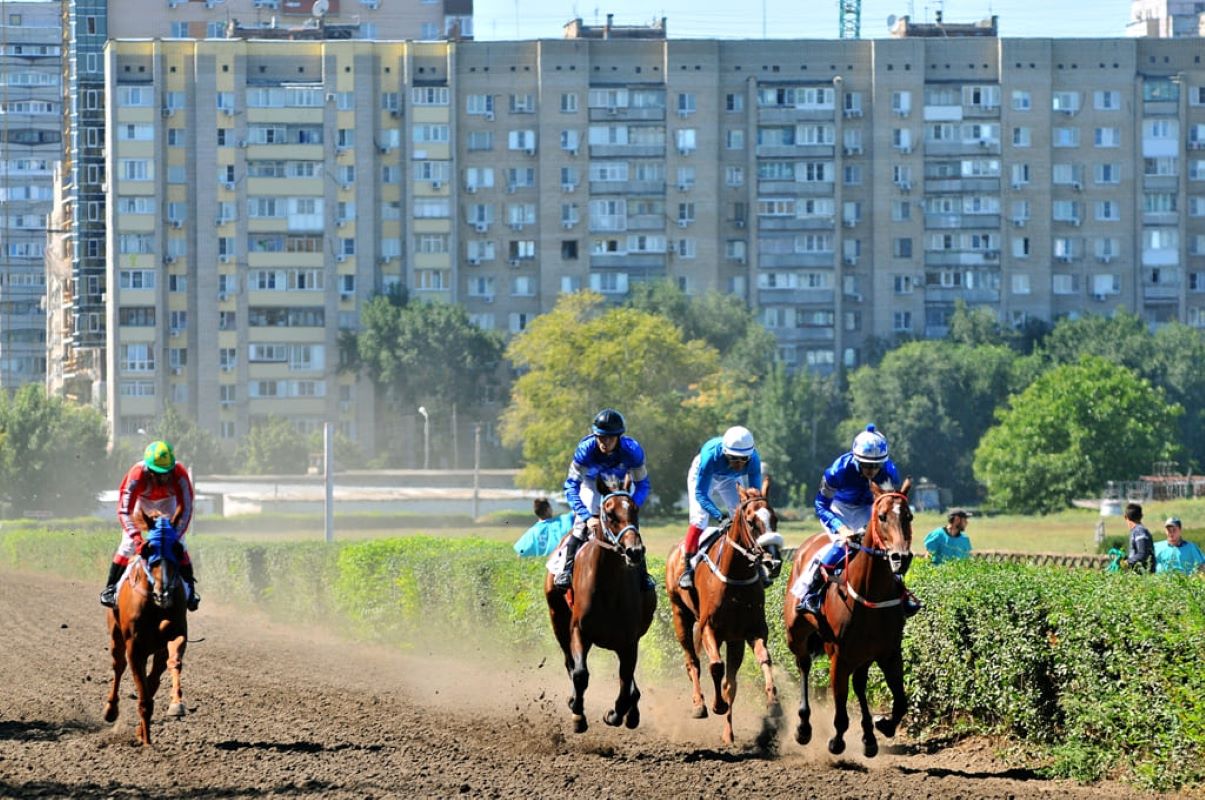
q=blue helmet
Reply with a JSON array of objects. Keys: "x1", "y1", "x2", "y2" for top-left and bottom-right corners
[
  {"x1": 851, "y1": 424, "x2": 889, "y2": 465},
  {"x1": 591, "y1": 408, "x2": 626, "y2": 437}
]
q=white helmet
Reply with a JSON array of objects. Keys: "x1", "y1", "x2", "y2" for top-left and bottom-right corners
[
  {"x1": 721, "y1": 426, "x2": 756, "y2": 458},
  {"x1": 851, "y1": 424, "x2": 889, "y2": 465}
]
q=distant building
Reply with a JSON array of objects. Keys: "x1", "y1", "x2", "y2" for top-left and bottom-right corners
[{"x1": 1127, "y1": 0, "x2": 1205, "y2": 38}]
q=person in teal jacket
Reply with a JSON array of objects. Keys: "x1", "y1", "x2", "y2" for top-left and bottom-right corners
[
  {"x1": 924, "y1": 508, "x2": 973, "y2": 565},
  {"x1": 513, "y1": 497, "x2": 573, "y2": 558},
  {"x1": 1154, "y1": 516, "x2": 1205, "y2": 575}
]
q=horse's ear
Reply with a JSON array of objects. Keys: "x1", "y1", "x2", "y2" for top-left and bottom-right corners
[
  {"x1": 901, "y1": 476, "x2": 912, "y2": 496},
  {"x1": 738, "y1": 484, "x2": 749, "y2": 502},
  {"x1": 871, "y1": 481, "x2": 883, "y2": 498},
  {"x1": 761, "y1": 474, "x2": 771, "y2": 497},
  {"x1": 623, "y1": 472, "x2": 632, "y2": 492}
]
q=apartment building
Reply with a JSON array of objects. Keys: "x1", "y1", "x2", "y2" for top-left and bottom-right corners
[
  {"x1": 101, "y1": 32, "x2": 1205, "y2": 448},
  {"x1": 48, "y1": 0, "x2": 472, "y2": 403},
  {"x1": 1128, "y1": 0, "x2": 1205, "y2": 37},
  {"x1": 0, "y1": 3, "x2": 59, "y2": 388}
]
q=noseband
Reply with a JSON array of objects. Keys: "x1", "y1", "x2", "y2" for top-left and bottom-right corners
[
  {"x1": 849, "y1": 492, "x2": 912, "y2": 560},
  {"x1": 593, "y1": 491, "x2": 641, "y2": 558},
  {"x1": 695, "y1": 496, "x2": 780, "y2": 587}
]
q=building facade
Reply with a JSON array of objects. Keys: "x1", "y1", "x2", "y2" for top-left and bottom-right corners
[
  {"x1": 1127, "y1": 0, "x2": 1205, "y2": 38},
  {"x1": 0, "y1": 2, "x2": 59, "y2": 388},
  {"x1": 48, "y1": 0, "x2": 472, "y2": 403},
  {"x1": 101, "y1": 34, "x2": 1205, "y2": 446}
]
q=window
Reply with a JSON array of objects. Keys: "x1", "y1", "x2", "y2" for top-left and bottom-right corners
[
  {"x1": 726, "y1": 129, "x2": 744, "y2": 150},
  {"x1": 1094, "y1": 127, "x2": 1120, "y2": 148},
  {"x1": 1094, "y1": 90, "x2": 1120, "y2": 110},
  {"x1": 893, "y1": 274, "x2": 914, "y2": 294},
  {"x1": 1012, "y1": 90, "x2": 1031, "y2": 111},
  {"x1": 1012, "y1": 127, "x2": 1031, "y2": 147},
  {"x1": 726, "y1": 93, "x2": 744, "y2": 112},
  {"x1": 892, "y1": 311, "x2": 912, "y2": 332},
  {"x1": 560, "y1": 93, "x2": 578, "y2": 113},
  {"x1": 893, "y1": 238, "x2": 912, "y2": 259},
  {"x1": 1053, "y1": 127, "x2": 1080, "y2": 148}
]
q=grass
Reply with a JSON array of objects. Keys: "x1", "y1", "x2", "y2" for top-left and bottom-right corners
[{"x1": 188, "y1": 497, "x2": 1205, "y2": 556}]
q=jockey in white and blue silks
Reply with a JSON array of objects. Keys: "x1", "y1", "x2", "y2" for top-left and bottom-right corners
[
  {"x1": 555, "y1": 408, "x2": 653, "y2": 590},
  {"x1": 796, "y1": 424, "x2": 918, "y2": 615},
  {"x1": 678, "y1": 426, "x2": 762, "y2": 589}
]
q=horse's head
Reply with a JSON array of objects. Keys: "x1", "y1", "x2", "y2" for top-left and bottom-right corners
[
  {"x1": 737, "y1": 477, "x2": 784, "y2": 580},
  {"x1": 141, "y1": 516, "x2": 183, "y2": 609},
  {"x1": 599, "y1": 490, "x2": 644, "y2": 569},
  {"x1": 869, "y1": 477, "x2": 914, "y2": 576}
]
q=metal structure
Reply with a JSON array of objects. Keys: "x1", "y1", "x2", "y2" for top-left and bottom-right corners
[{"x1": 839, "y1": 0, "x2": 861, "y2": 38}]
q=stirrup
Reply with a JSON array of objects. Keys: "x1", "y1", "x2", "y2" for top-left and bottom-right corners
[
  {"x1": 99, "y1": 586, "x2": 117, "y2": 608},
  {"x1": 797, "y1": 594, "x2": 821, "y2": 614},
  {"x1": 187, "y1": 591, "x2": 200, "y2": 612},
  {"x1": 553, "y1": 570, "x2": 573, "y2": 589},
  {"x1": 677, "y1": 568, "x2": 694, "y2": 589}
]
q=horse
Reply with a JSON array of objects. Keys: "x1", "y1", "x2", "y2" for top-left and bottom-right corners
[
  {"x1": 545, "y1": 482, "x2": 656, "y2": 733},
  {"x1": 665, "y1": 478, "x2": 785, "y2": 744},
  {"x1": 103, "y1": 515, "x2": 189, "y2": 745},
  {"x1": 782, "y1": 478, "x2": 914, "y2": 758}
]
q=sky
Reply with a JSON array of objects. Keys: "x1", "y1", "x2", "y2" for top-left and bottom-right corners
[{"x1": 471, "y1": 0, "x2": 1130, "y2": 41}]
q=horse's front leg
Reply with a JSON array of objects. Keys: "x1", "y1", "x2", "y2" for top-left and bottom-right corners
[
  {"x1": 568, "y1": 624, "x2": 590, "y2": 733},
  {"x1": 749, "y1": 636, "x2": 781, "y2": 717},
  {"x1": 699, "y1": 623, "x2": 727, "y2": 716},
  {"x1": 103, "y1": 616, "x2": 126, "y2": 724},
  {"x1": 792, "y1": 641, "x2": 813, "y2": 745},
  {"x1": 851, "y1": 662, "x2": 877, "y2": 757},
  {"x1": 827, "y1": 658, "x2": 851, "y2": 755},
  {"x1": 166, "y1": 634, "x2": 187, "y2": 718},
  {"x1": 127, "y1": 641, "x2": 154, "y2": 746},
  {"x1": 603, "y1": 643, "x2": 641, "y2": 730},
  {"x1": 670, "y1": 600, "x2": 707, "y2": 718},
  {"x1": 719, "y1": 640, "x2": 745, "y2": 746},
  {"x1": 873, "y1": 649, "x2": 908, "y2": 740}
]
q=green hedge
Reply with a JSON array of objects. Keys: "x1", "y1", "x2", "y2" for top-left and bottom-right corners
[{"x1": 1, "y1": 528, "x2": 1201, "y2": 790}]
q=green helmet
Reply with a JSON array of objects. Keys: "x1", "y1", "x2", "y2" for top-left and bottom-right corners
[{"x1": 143, "y1": 440, "x2": 176, "y2": 474}]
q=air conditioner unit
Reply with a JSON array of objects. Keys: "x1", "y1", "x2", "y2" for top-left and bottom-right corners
[
  {"x1": 678, "y1": 147, "x2": 692, "y2": 156},
  {"x1": 677, "y1": 219, "x2": 690, "y2": 228},
  {"x1": 325, "y1": 93, "x2": 336, "y2": 103},
  {"x1": 223, "y1": 108, "x2": 234, "y2": 117},
  {"x1": 1072, "y1": 181, "x2": 1083, "y2": 192},
  {"x1": 390, "y1": 110, "x2": 401, "y2": 119},
  {"x1": 1012, "y1": 217, "x2": 1026, "y2": 227},
  {"x1": 336, "y1": 219, "x2": 348, "y2": 228},
  {"x1": 1098, "y1": 255, "x2": 1113, "y2": 264},
  {"x1": 340, "y1": 292, "x2": 353, "y2": 300},
  {"x1": 1070, "y1": 217, "x2": 1081, "y2": 227},
  {"x1": 218, "y1": 291, "x2": 228, "y2": 301},
  {"x1": 219, "y1": 254, "x2": 230, "y2": 263},
  {"x1": 468, "y1": 257, "x2": 481, "y2": 266},
  {"x1": 483, "y1": 110, "x2": 494, "y2": 121},
  {"x1": 431, "y1": 180, "x2": 442, "y2": 190},
  {"x1": 336, "y1": 254, "x2": 347, "y2": 262},
  {"x1": 843, "y1": 256, "x2": 858, "y2": 266},
  {"x1": 378, "y1": 256, "x2": 391, "y2": 264},
  {"x1": 377, "y1": 146, "x2": 391, "y2": 155},
  {"x1": 607, "y1": 107, "x2": 619, "y2": 116},
  {"x1": 894, "y1": 108, "x2": 909, "y2": 118},
  {"x1": 474, "y1": 222, "x2": 489, "y2": 232},
  {"x1": 341, "y1": 183, "x2": 353, "y2": 191},
  {"x1": 171, "y1": 367, "x2": 183, "y2": 375},
  {"x1": 161, "y1": 107, "x2": 174, "y2": 118},
  {"x1": 162, "y1": 255, "x2": 175, "y2": 265},
  {"x1": 171, "y1": 219, "x2": 183, "y2": 228},
  {"x1": 1093, "y1": 292, "x2": 1108, "y2": 301},
  {"x1": 238, "y1": 140, "x2": 247, "y2": 148},
  {"x1": 509, "y1": 222, "x2": 524, "y2": 231},
  {"x1": 465, "y1": 184, "x2": 477, "y2": 194},
  {"x1": 895, "y1": 145, "x2": 911, "y2": 154},
  {"x1": 223, "y1": 181, "x2": 236, "y2": 191},
  {"x1": 561, "y1": 183, "x2": 576, "y2": 193},
  {"x1": 897, "y1": 181, "x2": 911, "y2": 193},
  {"x1": 678, "y1": 183, "x2": 691, "y2": 192},
  {"x1": 843, "y1": 218, "x2": 857, "y2": 228},
  {"x1": 734, "y1": 219, "x2": 745, "y2": 228},
  {"x1": 524, "y1": 148, "x2": 537, "y2": 156},
  {"x1": 565, "y1": 147, "x2": 578, "y2": 156},
  {"x1": 508, "y1": 258, "x2": 521, "y2": 267},
  {"x1": 978, "y1": 140, "x2": 991, "y2": 148},
  {"x1": 844, "y1": 108, "x2": 862, "y2": 118}
]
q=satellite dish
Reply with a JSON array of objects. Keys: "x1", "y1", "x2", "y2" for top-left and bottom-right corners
[
  {"x1": 887, "y1": 14, "x2": 898, "y2": 28},
  {"x1": 312, "y1": 0, "x2": 329, "y2": 17}
]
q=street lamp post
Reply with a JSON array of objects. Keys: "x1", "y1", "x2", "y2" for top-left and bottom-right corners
[{"x1": 417, "y1": 406, "x2": 430, "y2": 470}]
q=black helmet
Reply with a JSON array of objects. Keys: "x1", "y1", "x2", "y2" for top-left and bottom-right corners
[{"x1": 591, "y1": 408, "x2": 626, "y2": 436}]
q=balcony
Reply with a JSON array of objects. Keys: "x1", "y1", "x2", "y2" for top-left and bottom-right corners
[
  {"x1": 626, "y1": 214, "x2": 665, "y2": 231},
  {"x1": 589, "y1": 253, "x2": 666, "y2": 270},
  {"x1": 588, "y1": 144, "x2": 664, "y2": 159},
  {"x1": 924, "y1": 140, "x2": 1001, "y2": 157},
  {"x1": 925, "y1": 213, "x2": 1001, "y2": 230},
  {"x1": 756, "y1": 107, "x2": 834, "y2": 123},
  {"x1": 924, "y1": 177, "x2": 1000, "y2": 193},
  {"x1": 756, "y1": 289, "x2": 836, "y2": 306},
  {"x1": 588, "y1": 106, "x2": 666, "y2": 122},
  {"x1": 764, "y1": 325, "x2": 837, "y2": 342},
  {"x1": 924, "y1": 287, "x2": 1000, "y2": 303},
  {"x1": 924, "y1": 250, "x2": 1002, "y2": 267},
  {"x1": 757, "y1": 252, "x2": 834, "y2": 268}
]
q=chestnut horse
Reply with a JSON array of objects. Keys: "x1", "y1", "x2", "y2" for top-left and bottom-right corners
[
  {"x1": 103, "y1": 515, "x2": 188, "y2": 745},
  {"x1": 545, "y1": 487, "x2": 656, "y2": 733},
  {"x1": 782, "y1": 479, "x2": 914, "y2": 757},
  {"x1": 665, "y1": 479, "x2": 785, "y2": 745}
]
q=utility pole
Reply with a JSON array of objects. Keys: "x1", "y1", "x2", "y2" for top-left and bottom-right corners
[{"x1": 838, "y1": 0, "x2": 862, "y2": 39}]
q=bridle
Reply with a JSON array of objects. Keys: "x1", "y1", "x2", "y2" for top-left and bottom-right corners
[
  {"x1": 839, "y1": 490, "x2": 913, "y2": 609},
  {"x1": 695, "y1": 493, "x2": 782, "y2": 587},
  {"x1": 592, "y1": 490, "x2": 643, "y2": 566}
]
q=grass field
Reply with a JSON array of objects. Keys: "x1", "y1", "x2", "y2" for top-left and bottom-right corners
[{"x1": 192, "y1": 497, "x2": 1205, "y2": 556}]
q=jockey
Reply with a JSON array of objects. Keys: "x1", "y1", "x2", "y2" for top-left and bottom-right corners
[
  {"x1": 100, "y1": 440, "x2": 200, "y2": 612},
  {"x1": 796, "y1": 424, "x2": 919, "y2": 616},
  {"x1": 558, "y1": 408, "x2": 654, "y2": 590},
  {"x1": 678, "y1": 426, "x2": 762, "y2": 589}
]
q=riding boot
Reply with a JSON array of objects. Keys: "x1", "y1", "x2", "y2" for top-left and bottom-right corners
[
  {"x1": 180, "y1": 561, "x2": 200, "y2": 612},
  {"x1": 99, "y1": 562, "x2": 124, "y2": 608},
  {"x1": 637, "y1": 560, "x2": 656, "y2": 592},
  {"x1": 554, "y1": 535, "x2": 583, "y2": 589},
  {"x1": 678, "y1": 552, "x2": 696, "y2": 588},
  {"x1": 796, "y1": 570, "x2": 826, "y2": 614}
]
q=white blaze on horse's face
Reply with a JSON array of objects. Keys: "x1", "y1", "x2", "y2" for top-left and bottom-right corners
[{"x1": 754, "y1": 507, "x2": 776, "y2": 536}]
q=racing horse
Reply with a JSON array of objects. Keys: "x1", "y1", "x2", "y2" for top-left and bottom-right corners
[
  {"x1": 545, "y1": 478, "x2": 656, "y2": 733},
  {"x1": 783, "y1": 479, "x2": 913, "y2": 757},
  {"x1": 103, "y1": 515, "x2": 188, "y2": 745},
  {"x1": 665, "y1": 478, "x2": 785, "y2": 744}
]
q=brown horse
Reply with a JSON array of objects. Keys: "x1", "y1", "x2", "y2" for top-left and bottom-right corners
[
  {"x1": 545, "y1": 487, "x2": 656, "y2": 733},
  {"x1": 783, "y1": 479, "x2": 914, "y2": 757},
  {"x1": 665, "y1": 479, "x2": 785, "y2": 745},
  {"x1": 103, "y1": 515, "x2": 188, "y2": 745}
]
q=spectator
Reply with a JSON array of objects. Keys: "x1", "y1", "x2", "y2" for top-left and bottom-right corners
[
  {"x1": 1123, "y1": 502, "x2": 1155, "y2": 574},
  {"x1": 512, "y1": 497, "x2": 573, "y2": 558},
  {"x1": 924, "y1": 508, "x2": 973, "y2": 565},
  {"x1": 1154, "y1": 516, "x2": 1205, "y2": 575}
]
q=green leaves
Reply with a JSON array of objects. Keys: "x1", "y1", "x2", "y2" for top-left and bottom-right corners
[
  {"x1": 235, "y1": 414, "x2": 311, "y2": 475},
  {"x1": 975, "y1": 357, "x2": 1181, "y2": 513}
]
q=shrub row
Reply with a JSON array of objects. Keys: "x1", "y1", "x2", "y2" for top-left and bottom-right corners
[{"x1": 1, "y1": 528, "x2": 1200, "y2": 790}]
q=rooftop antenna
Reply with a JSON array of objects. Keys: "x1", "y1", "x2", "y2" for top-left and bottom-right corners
[{"x1": 312, "y1": 0, "x2": 329, "y2": 18}]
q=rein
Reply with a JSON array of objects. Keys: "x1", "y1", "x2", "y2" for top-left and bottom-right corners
[
  {"x1": 594, "y1": 490, "x2": 640, "y2": 550},
  {"x1": 696, "y1": 496, "x2": 773, "y2": 587},
  {"x1": 835, "y1": 490, "x2": 911, "y2": 610}
]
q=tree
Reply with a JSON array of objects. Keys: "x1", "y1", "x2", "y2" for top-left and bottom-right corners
[
  {"x1": 151, "y1": 404, "x2": 228, "y2": 475},
  {"x1": 500, "y1": 292, "x2": 723, "y2": 503},
  {"x1": 0, "y1": 386, "x2": 110, "y2": 517},
  {"x1": 236, "y1": 415, "x2": 311, "y2": 475},
  {"x1": 974, "y1": 357, "x2": 1181, "y2": 514},
  {"x1": 842, "y1": 340, "x2": 1019, "y2": 502}
]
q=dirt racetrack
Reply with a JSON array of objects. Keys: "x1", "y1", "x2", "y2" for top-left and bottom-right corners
[{"x1": 0, "y1": 569, "x2": 1160, "y2": 799}]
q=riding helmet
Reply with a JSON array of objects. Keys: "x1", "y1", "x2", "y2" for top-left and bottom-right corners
[
  {"x1": 591, "y1": 408, "x2": 626, "y2": 437},
  {"x1": 721, "y1": 426, "x2": 756, "y2": 458},
  {"x1": 144, "y1": 440, "x2": 176, "y2": 474},
  {"x1": 851, "y1": 424, "x2": 889, "y2": 465}
]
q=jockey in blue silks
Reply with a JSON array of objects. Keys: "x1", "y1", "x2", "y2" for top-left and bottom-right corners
[
  {"x1": 557, "y1": 408, "x2": 654, "y2": 590},
  {"x1": 796, "y1": 424, "x2": 920, "y2": 616}
]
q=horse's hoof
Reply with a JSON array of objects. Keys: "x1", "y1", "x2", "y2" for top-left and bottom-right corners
[
  {"x1": 691, "y1": 705, "x2": 708, "y2": 719},
  {"x1": 711, "y1": 700, "x2": 730, "y2": 716},
  {"x1": 795, "y1": 724, "x2": 812, "y2": 745},
  {"x1": 769, "y1": 702, "x2": 784, "y2": 718},
  {"x1": 827, "y1": 737, "x2": 845, "y2": 755},
  {"x1": 863, "y1": 738, "x2": 879, "y2": 758},
  {"x1": 572, "y1": 715, "x2": 588, "y2": 733},
  {"x1": 102, "y1": 704, "x2": 119, "y2": 724},
  {"x1": 603, "y1": 709, "x2": 622, "y2": 727},
  {"x1": 624, "y1": 708, "x2": 640, "y2": 729},
  {"x1": 873, "y1": 716, "x2": 897, "y2": 738},
  {"x1": 168, "y1": 702, "x2": 185, "y2": 718}
]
